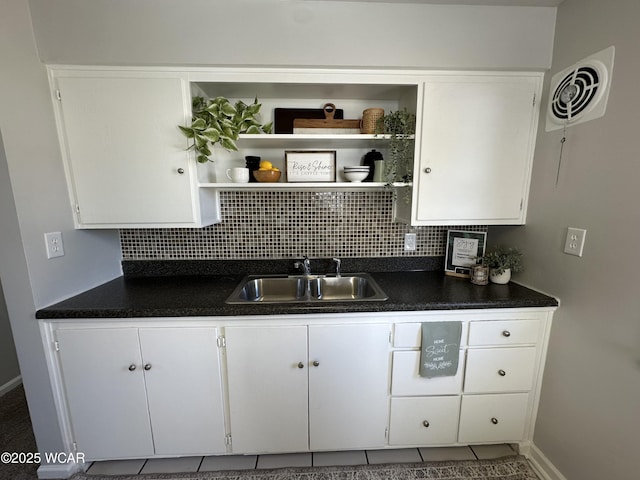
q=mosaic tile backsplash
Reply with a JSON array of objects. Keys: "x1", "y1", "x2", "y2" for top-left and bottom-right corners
[{"x1": 120, "y1": 191, "x2": 487, "y2": 260}]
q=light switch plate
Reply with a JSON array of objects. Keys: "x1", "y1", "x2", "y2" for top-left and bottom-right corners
[{"x1": 564, "y1": 227, "x2": 586, "y2": 257}]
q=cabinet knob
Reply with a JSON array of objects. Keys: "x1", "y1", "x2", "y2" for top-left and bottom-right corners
[
  {"x1": 498, "y1": 369, "x2": 506, "y2": 376},
  {"x1": 128, "y1": 364, "x2": 136, "y2": 371},
  {"x1": 144, "y1": 364, "x2": 152, "y2": 371},
  {"x1": 502, "y1": 330, "x2": 511, "y2": 337},
  {"x1": 424, "y1": 167, "x2": 432, "y2": 174},
  {"x1": 298, "y1": 362, "x2": 304, "y2": 369},
  {"x1": 491, "y1": 417, "x2": 499, "y2": 425},
  {"x1": 177, "y1": 168, "x2": 185, "y2": 174},
  {"x1": 422, "y1": 420, "x2": 430, "y2": 428},
  {"x1": 313, "y1": 360, "x2": 320, "y2": 367}
]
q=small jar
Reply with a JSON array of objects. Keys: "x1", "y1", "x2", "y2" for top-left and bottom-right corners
[{"x1": 470, "y1": 264, "x2": 489, "y2": 285}]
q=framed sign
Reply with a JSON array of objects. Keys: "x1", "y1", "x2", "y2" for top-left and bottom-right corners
[
  {"x1": 445, "y1": 230, "x2": 487, "y2": 278},
  {"x1": 285, "y1": 150, "x2": 336, "y2": 182}
]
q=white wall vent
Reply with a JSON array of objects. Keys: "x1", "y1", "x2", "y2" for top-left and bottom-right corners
[{"x1": 545, "y1": 46, "x2": 615, "y2": 132}]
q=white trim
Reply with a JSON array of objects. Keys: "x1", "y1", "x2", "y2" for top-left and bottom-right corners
[
  {"x1": 37, "y1": 461, "x2": 86, "y2": 479},
  {"x1": 0, "y1": 375, "x2": 22, "y2": 396},
  {"x1": 526, "y1": 444, "x2": 568, "y2": 480}
]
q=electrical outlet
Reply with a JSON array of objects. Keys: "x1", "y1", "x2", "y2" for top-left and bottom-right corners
[
  {"x1": 564, "y1": 227, "x2": 586, "y2": 257},
  {"x1": 45, "y1": 232, "x2": 65, "y2": 259},
  {"x1": 404, "y1": 233, "x2": 417, "y2": 251}
]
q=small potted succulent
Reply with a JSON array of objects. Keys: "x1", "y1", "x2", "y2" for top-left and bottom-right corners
[
  {"x1": 481, "y1": 246, "x2": 524, "y2": 284},
  {"x1": 179, "y1": 96, "x2": 272, "y2": 163}
]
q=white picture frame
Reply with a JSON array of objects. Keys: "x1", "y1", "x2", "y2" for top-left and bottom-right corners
[{"x1": 285, "y1": 150, "x2": 336, "y2": 182}]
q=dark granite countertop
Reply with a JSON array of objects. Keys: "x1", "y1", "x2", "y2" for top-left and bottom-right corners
[{"x1": 36, "y1": 263, "x2": 558, "y2": 319}]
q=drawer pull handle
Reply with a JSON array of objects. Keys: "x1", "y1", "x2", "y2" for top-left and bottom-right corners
[
  {"x1": 491, "y1": 417, "x2": 499, "y2": 425},
  {"x1": 422, "y1": 420, "x2": 430, "y2": 428},
  {"x1": 498, "y1": 369, "x2": 506, "y2": 376},
  {"x1": 144, "y1": 364, "x2": 152, "y2": 371},
  {"x1": 502, "y1": 330, "x2": 511, "y2": 337},
  {"x1": 297, "y1": 362, "x2": 304, "y2": 369},
  {"x1": 313, "y1": 360, "x2": 320, "y2": 367},
  {"x1": 128, "y1": 364, "x2": 136, "y2": 371}
]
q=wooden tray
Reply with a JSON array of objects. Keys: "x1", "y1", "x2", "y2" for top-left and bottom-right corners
[
  {"x1": 274, "y1": 106, "x2": 344, "y2": 134},
  {"x1": 293, "y1": 103, "x2": 361, "y2": 133}
]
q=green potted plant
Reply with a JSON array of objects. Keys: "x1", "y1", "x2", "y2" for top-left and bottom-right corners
[
  {"x1": 481, "y1": 246, "x2": 524, "y2": 284},
  {"x1": 375, "y1": 108, "x2": 416, "y2": 185},
  {"x1": 179, "y1": 96, "x2": 272, "y2": 163}
]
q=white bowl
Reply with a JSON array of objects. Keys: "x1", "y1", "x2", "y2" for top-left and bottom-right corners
[{"x1": 344, "y1": 170, "x2": 369, "y2": 182}]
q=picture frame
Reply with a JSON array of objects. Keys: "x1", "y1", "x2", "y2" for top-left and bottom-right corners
[
  {"x1": 285, "y1": 150, "x2": 336, "y2": 182},
  {"x1": 444, "y1": 230, "x2": 487, "y2": 278}
]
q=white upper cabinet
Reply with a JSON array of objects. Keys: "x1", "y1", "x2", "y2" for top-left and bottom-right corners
[
  {"x1": 408, "y1": 74, "x2": 542, "y2": 225},
  {"x1": 50, "y1": 69, "x2": 220, "y2": 228},
  {"x1": 49, "y1": 67, "x2": 542, "y2": 227}
]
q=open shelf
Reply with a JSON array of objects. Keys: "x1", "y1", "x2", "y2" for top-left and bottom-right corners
[
  {"x1": 198, "y1": 182, "x2": 411, "y2": 191},
  {"x1": 236, "y1": 133, "x2": 410, "y2": 148}
]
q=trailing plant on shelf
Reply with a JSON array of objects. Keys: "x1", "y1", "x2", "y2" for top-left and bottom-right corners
[
  {"x1": 178, "y1": 96, "x2": 272, "y2": 163},
  {"x1": 375, "y1": 108, "x2": 416, "y2": 185},
  {"x1": 480, "y1": 246, "x2": 524, "y2": 276}
]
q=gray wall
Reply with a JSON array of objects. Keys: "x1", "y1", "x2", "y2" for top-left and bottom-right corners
[
  {"x1": 490, "y1": 0, "x2": 640, "y2": 479},
  {"x1": 0, "y1": 279, "x2": 20, "y2": 388},
  {"x1": 28, "y1": 0, "x2": 556, "y2": 69},
  {"x1": 0, "y1": 0, "x2": 122, "y2": 460}
]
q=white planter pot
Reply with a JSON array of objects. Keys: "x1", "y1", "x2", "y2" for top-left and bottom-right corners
[{"x1": 489, "y1": 268, "x2": 511, "y2": 284}]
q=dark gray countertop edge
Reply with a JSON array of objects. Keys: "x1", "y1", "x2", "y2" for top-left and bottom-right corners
[{"x1": 36, "y1": 268, "x2": 559, "y2": 320}]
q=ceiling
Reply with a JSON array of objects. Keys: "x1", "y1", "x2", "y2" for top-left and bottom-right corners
[{"x1": 306, "y1": 1, "x2": 564, "y2": 6}]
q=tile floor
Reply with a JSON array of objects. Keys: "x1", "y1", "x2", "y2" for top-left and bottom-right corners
[{"x1": 86, "y1": 444, "x2": 517, "y2": 475}]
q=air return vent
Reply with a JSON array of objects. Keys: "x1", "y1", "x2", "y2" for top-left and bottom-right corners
[{"x1": 545, "y1": 46, "x2": 615, "y2": 132}]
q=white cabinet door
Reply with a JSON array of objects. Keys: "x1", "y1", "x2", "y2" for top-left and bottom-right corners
[
  {"x1": 225, "y1": 326, "x2": 309, "y2": 453},
  {"x1": 308, "y1": 324, "x2": 390, "y2": 450},
  {"x1": 56, "y1": 328, "x2": 154, "y2": 460},
  {"x1": 139, "y1": 328, "x2": 226, "y2": 456},
  {"x1": 55, "y1": 73, "x2": 196, "y2": 227},
  {"x1": 414, "y1": 75, "x2": 540, "y2": 225}
]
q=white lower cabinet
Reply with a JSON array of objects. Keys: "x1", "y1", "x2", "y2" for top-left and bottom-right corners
[
  {"x1": 458, "y1": 393, "x2": 530, "y2": 443},
  {"x1": 49, "y1": 309, "x2": 553, "y2": 461},
  {"x1": 389, "y1": 396, "x2": 460, "y2": 446},
  {"x1": 55, "y1": 327, "x2": 226, "y2": 459},
  {"x1": 225, "y1": 323, "x2": 391, "y2": 454}
]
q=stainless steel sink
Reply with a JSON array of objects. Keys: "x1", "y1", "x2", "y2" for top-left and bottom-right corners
[{"x1": 225, "y1": 273, "x2": 388, "y2": 304}]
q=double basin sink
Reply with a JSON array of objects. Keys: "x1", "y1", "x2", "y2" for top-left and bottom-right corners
[{"x1": 225, "y1": 273, "x2": 388, "y2": 304}]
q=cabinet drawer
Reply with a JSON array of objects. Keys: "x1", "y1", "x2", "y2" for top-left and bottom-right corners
[
  {"x1": 464, "y1": 347, "x2": 536, "y2": 393},
  {"x1": 389, "y1": 396, "x2": 460, "y2": 446},
  {"x1": 394, "y1": 322, "x2": 468, "y2": 348},
  {"x1": 392, "y1": 351, "x2": 464, "y2": 396},
  {"x1": 468, "y1": 320, "x2": 542, "y2": 346},
  {"x1": 458, "y1": 393, "x2": 529, "y2": 443}
]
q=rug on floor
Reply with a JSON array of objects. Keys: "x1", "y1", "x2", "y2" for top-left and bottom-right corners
[{"x1": 72, "y1": 455, "x2": 540, "y2": 480}]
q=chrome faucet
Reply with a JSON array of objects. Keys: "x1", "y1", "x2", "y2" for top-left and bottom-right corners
[
  {"x1": 332, "y1": 258, "x2": 341, "y2": 277},
  {"x1": 294, "y1": 256, "x2": 312, "y2": 276}
]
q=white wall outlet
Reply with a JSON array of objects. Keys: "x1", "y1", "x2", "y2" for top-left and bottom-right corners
[
  {"x1": 404, "y1": 232, "x2": 417, "y2": 251},
  {"x1": 45, "y1": 231, "x2": 65, "y2": 259},
  {"x1": 564, "y1": 227, "x2": 586, "y2": 257}
]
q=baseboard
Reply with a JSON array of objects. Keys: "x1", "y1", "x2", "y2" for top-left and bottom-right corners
[
  {"x1": 37, "y1": 461, "x2": 86, "y2": 479},
  {"x1": 526, "y1": 444, "x2": 568, "y2": 480},
  {"x1": 0, "y1": 375, "x2": 22, "y2": 396}
]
